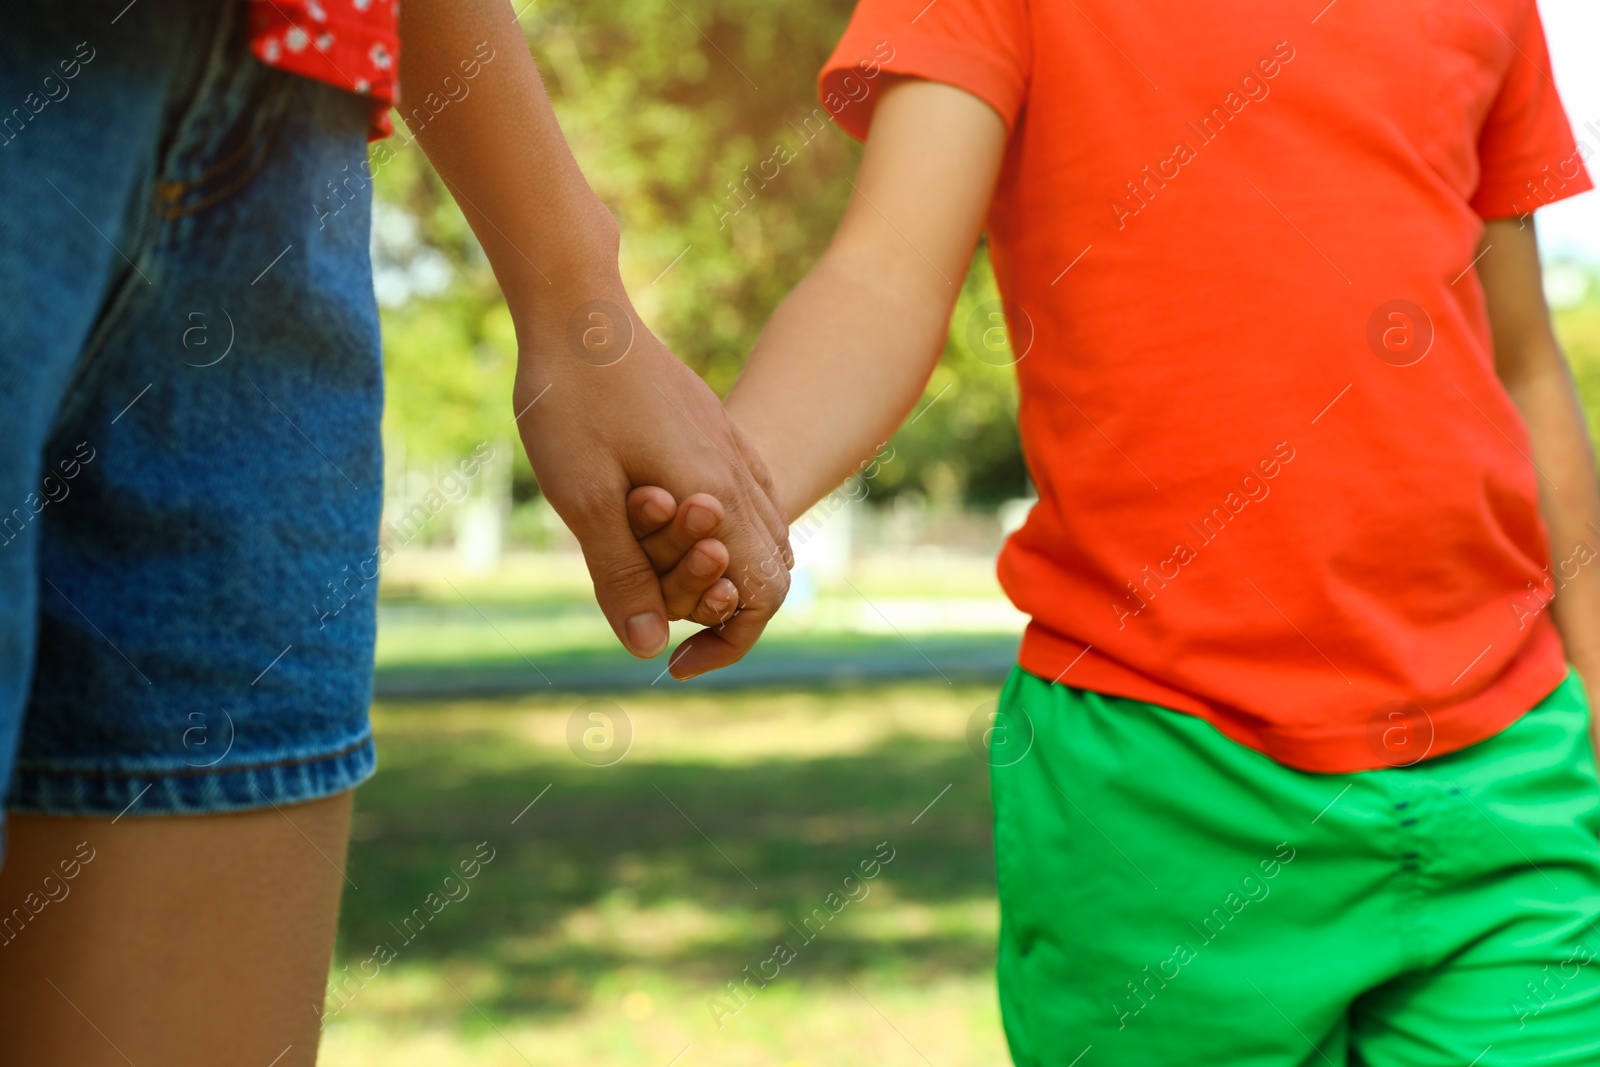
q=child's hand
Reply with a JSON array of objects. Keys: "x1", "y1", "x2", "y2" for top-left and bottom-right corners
[{"x1": 625, "y1": 486, "x2": 741, "y2": 628}]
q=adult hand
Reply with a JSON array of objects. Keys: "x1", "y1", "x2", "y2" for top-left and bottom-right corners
[
  {"x1": 512, "y1": 285, "x2": 792, "y2": 679},
  {"x1": 397, "y1": 0, "x2": 789, "y2": 677}
]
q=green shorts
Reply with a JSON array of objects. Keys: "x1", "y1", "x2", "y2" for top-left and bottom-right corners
[{"x1": 991, "y1": 667, "x2": 1600, "y2": 1066}]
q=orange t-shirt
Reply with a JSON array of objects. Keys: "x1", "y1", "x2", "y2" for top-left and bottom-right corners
[{"x1": 820, "y1": 0, "x2": 1593, "y2": 772}]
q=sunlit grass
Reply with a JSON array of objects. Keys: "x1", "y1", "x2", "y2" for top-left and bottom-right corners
[
  {"x1": 371, "y1": 549, "x2": 1024, "y2": 679},
  {"x1": 327, "y1": 683, "x2": 1007, "y2": 1066},
  {"x1": 322, "y1": 976, "x2": 1002, "y2": 1067}
]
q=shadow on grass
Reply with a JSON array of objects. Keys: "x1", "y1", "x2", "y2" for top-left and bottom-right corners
[{"x1": 339, "y1": 693, "x2": 997, "y2": 1024}]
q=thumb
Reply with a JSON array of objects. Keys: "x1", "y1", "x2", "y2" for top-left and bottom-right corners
[{"x1": 578, "y1": 512, "x2": 671, "y2": 659}]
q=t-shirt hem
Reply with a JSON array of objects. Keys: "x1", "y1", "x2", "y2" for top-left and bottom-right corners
[{"x1": 1018, "y1": 622, "x2": 1571, "y2": 774}]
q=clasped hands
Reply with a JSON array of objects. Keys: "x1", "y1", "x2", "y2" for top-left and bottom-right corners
[{"x1": 511, "y1": 289, "x2": 792, "y2": 681}]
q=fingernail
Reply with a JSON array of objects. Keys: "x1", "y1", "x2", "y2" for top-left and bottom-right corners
[
  {"x1": 688, "y1": 548, "x2": 718, "y2": 577},
  {"x1": 626, "y1": 612, "x2": 668, "y2": 656},
  {"x1": 643, "y1": 498, "x2": 672, "y2": 524},
  {"x1": 685, "y1": 504, "x2": 718, "y2": 536}
]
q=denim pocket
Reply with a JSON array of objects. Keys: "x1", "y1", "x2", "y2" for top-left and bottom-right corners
[
  {"x1": 155, "y1": 91, "x2": 293, "y2": 220},
  {"x1": 153, "y1": 15, "x2": 298, "y2": 220}
]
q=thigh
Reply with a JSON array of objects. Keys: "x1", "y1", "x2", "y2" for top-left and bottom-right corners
[
  {"x1": 0, "y1": 793, "x2": 352, "y2": 1066},
  {"x1": 990, "y1": 669, "x2": 1397, "y2": 1067},
  {"x1": 10, "y1": 16, "x2": 383, "y2": 818}
]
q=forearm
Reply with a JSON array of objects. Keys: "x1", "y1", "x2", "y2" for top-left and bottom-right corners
[
  {"x1": 726, "y1": 244, "x2": 953, "y2": 518},
  {"x1": 397, "y1": 0, "x2": 794, "y2": 673},
  {"x1": 1479, "y1": 218, "x2": 1600, "y2": 686},
  {"x1": 397, "y1": 0, "x2": 619, "y2": 316},
  {"x1": 725, "y1": 78, "x2": 1007, "y2": 519},
  {"x1": 1505, "y1": 359, "x2": 1600, "y2": 682}
]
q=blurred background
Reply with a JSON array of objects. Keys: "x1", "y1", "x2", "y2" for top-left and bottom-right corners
[{"x1": 325, "y1": 1, "x2": 1600, "y2": 1062}]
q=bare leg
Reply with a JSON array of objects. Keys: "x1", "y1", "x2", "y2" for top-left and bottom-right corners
[{"x1": 0, "y1": 791, "x2": 352, "y2": 1066}]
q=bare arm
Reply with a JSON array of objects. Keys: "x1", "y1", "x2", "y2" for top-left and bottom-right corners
[
  {"x1": 396, "y1": 0, "x2": 619, "y2": 310},
  {"x1": 397, "y1": 1, "x2": 790, "y2": 674},
  {"x1": 725, "y1": 79, "x2": 1009, "y2": 515},
  {"x1": 1479, "y1": 218, "x2": 1600, "y2": 716}
]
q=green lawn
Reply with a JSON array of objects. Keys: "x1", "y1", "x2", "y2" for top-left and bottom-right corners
[
  {"x1": 324, "y1": 682, "x2": 1009, "y2": 1066},
  {"x1": 371, "y1": 549, "x2": 1024, "y2": 697}
]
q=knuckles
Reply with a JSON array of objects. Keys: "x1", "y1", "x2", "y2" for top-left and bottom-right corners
[{"x1": 588, "y1": 550, "x2": 661, "y2": 602}]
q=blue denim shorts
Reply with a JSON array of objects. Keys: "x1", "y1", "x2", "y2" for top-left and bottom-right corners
[{"x1": 0, "y1": 0, "x2": 382, "y2": 822}]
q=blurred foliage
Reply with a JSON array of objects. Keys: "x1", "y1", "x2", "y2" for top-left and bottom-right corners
[
  {"x1": 370, "y1": 0, "x2": 1598, "y2": 511},
  {"x1": 370, "y1": 0, "x2": 1027, "y2": 508},
  {"x1": 1556, "y1": 282, "x2": 1600, "y2": 450}
]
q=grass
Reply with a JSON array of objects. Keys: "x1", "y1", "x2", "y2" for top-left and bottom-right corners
[
  {"x1": 323, "y1": 682, "x2": 1009, "y2": 1066},
  {"x1": 374, "y1": 550, "x2": 1021, "y2": 662},
  {"x1": 370, "y1": 548, "x2": 1025, "y2": 696}
]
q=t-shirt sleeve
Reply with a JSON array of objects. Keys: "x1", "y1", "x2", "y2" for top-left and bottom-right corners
[
  {"x1": 1470, "y1": 2, "x2": 1592, "y2": 219},
  {"x1": 817, "y1": 0, "x2": 1030, "y2": 143}
]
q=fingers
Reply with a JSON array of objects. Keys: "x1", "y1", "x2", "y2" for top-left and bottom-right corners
[
  {"x1": 578, "y1": 516, "x2": 672, "y2": 659},
  {"x1": 659, "y1": 537, "x2": 736, "y2": 617},
  {"x1": 626, "y1": 485, "x2": 677, "y2": 539},
  {"x1": 668, "y1": 544, "x2": 789, "y2": 679},
  {"x1": 616, "y1": 425, "x2": 791, "y2": 676},
  {"x1": 663, "y1": 423, "x2": 790, "y2": 678},
  {"x1": 677, "y1": 479, "x2": 790, "y2": 678},
  {"x1": 666, "y1": 597, "x2": 781, "y2": 679},
  {"x1": 687, "y1": 578, "x2": 740, "y2": 628},
  {"x1": 628, "y1": 487, "x2": 741, "y2": 624},
  {"x1": 638, "y1": 492, "x2": 726, "y2": 573}
]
